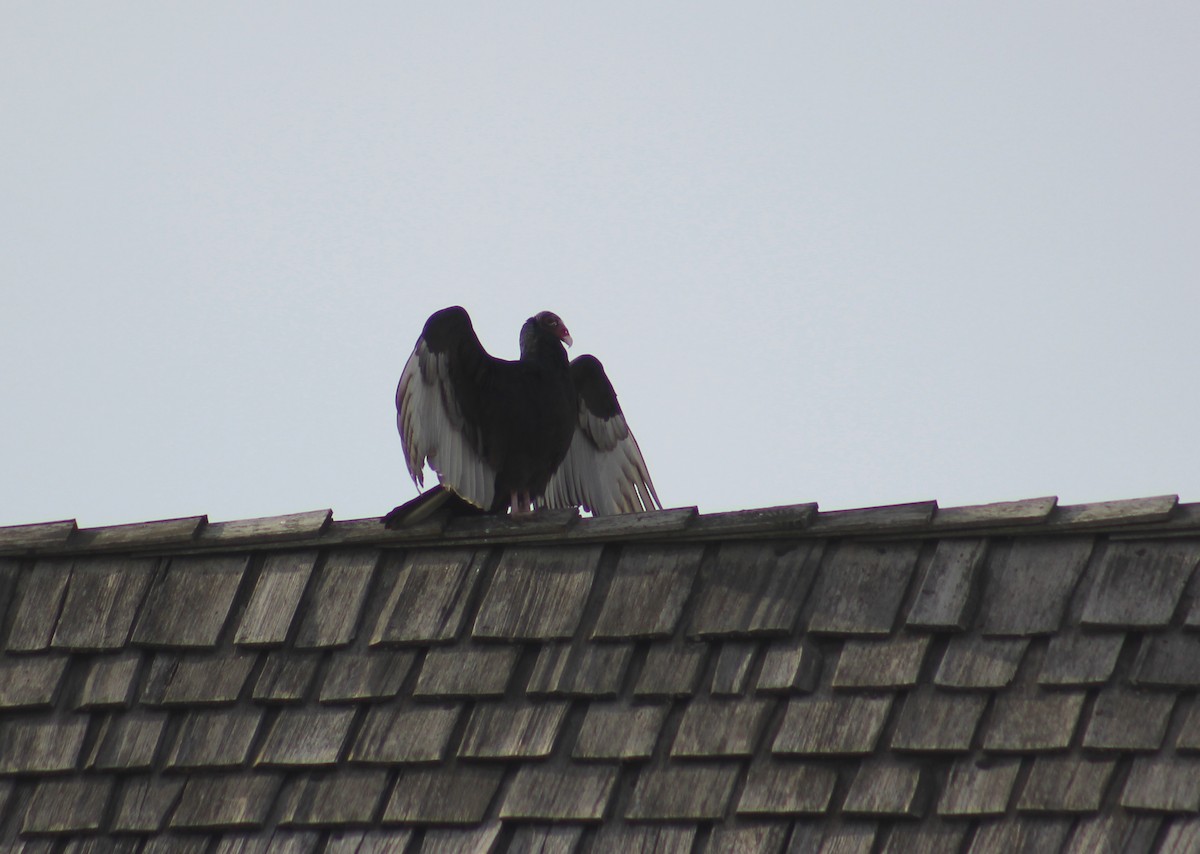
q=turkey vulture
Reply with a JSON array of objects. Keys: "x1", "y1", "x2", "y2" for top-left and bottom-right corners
[{"x1": 388, "y1": 306, "x2": 660, "y2": 523}]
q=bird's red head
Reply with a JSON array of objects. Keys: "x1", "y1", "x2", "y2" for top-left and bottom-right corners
[{"x1": 534, "y1": 311, "x2": 573, "y2": 347}]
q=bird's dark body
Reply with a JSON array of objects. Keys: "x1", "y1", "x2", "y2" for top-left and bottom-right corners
[{"x1": 418, "y1": 306, "x2": 578, "y2": 511}]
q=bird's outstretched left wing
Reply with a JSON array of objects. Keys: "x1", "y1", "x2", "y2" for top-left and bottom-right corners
[{"x1": 544, "y1": 355, "x2": 661, "y2": 515}]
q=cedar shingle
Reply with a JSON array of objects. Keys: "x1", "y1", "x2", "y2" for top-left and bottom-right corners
[
  {"x1": 671, "y1": 698, "x2": 773, "y2": 758},
  {"x1": 166, "y1": 708, "x2": 264, "y2": 769},
  {"x1": 22, "y1": 778, "x2": 113, "y2": 834},
  {"x1": 592, "y1": 544, "x2": 704, "y2": 639},
  {"x1": 703, "y1": 824, "x2": 789, "y2": 854},
  {"x1": 983, "y1": 693, "x2": 1085, "y2": 752},
  {"x1": 842, "y1": 760, "x2": 924, "y2": 817},
  {"x1": 1121, "y1": 756, "x2": 1200, "y2": 810},
  {"x1": 325, "y1": 831, "x2": 415, "y2": 854},
  {"x1": 413, "y1": 645, "x2": 519, "y2": 698},
  {"x1": 350, "y1": 704, "x2": 460, "y2": 764},
  {"x1": 833, "y1": 635, "x2": 930, "y2": 689},
  {"x1": 1131, "y1": 633, "x2": 1200, "y2": 687},
  {"x1": 0, "y1": 715, "x2": 88, "y2": 772},
  {"x1": 1156, "y1": 819, "x2": 1200, "y2": 853},
  {"x1": 593, "y1": 825, "x2": 696, "y2": 854},
  {"x1": 573, "y1": 702, "x2": 668, "y2": 761},
  {"x1": 212, "y1": 833, "x2": 321, "y2": 854},
  {"x1": 937, "y1": 757, "x2": 1020, "y2": 816},
  {"x1": 905, "y1": 539, "x2": 988, "y2": 631},
  {"x1": 0, "y1": 655, "x2": 68, "y2": 708},
  {"x1": 1016, "y1": 756, "x2": 1116, "y2": 812},
  {"x1": 806, "y1": 541, "x2": 921, "y2": 636},
  {"x1": 472, "y1": 546, "x2": 601, "y2": 640},
  {"x1": 253, "y1": 651, "x2": 320, "y2": 702},
  {"x1": 967, "y1": 819, "x2": 1071, "y2": 854},
  {"x1": 508, "y1": 826, "x2": 584, "y2": 854},
  {"x1": 458, "y1": 702, "x2": 568, "y2": 759},
  {"x1": 934, "y1": 637, "x2": 1027, "y2": 690},
  {"x1": 141, "y1": 653, "x2": 256, "y2": 706},
  {"x1": 52, "y1": 556, "x2": 156, "y2": 650},
  {"x1": 1038, "y1": 631, "x2": 1125, "y2": 686},
  {"x1": 627, "y1": 763, "x2": 740, "y2": 820},
  {"x1": 756, "y1": 639, "x2": 821, "y2": 694},
  {"x1": 1173, "y1": 698, "x2": 1200, "y2": 751},
  {"x1": 690, "y1": 541, "x2": 822, "y2": 636},
  {"x1": 1062, "y1": 814, "x2": 1162, "y2": 854},
  {"x1": 710, "y1": 641, "x2": 758, "y2": 696},
  {"x1": 319, "y1": 650, "x2": 415, "y2": 703},
  {"x1": 890, "y1": 691, "x2": 987, "y2": 752},
  {"x1": 773, "y1": 695, "x2": 892, "y2": 756},
  {"x1": 1082, "y1": 689, "x2": 1175, "y2": 751},
  {"x1": 527, "y1": 641, "x2": 631, "y2": 697},
  {"x1": 369, "y1": 549, "x2": 485, "y2": 645},
  {"x1": 1079, "y1": 540, "x2": 1200, "y2": 627},
  {"x1": 977, "y1": 538, "x2": 1093, "y2": 635},
  {"x1": 6, "y1": 559, "x2": 72, "y2": 651},
  {"x1": 383, "y1": 766, "x2": 504, "y2": 823},
  {"x1": 255, "y1": 706, "x2": 356, "y2": 767},
  {"x1": 881, "y1": 822, "x2": 969, "y2": 854},
  {"x1": 132, "y1": 555, "x2": 248, "y2": 648},
  {"x1": 144, "y1": 839, "x2": 209, "y2": 854},
  {"x1": 76, "y1": 651, "x2": 142, "y2": 709},
  {"x1": 171, "y1": 774, "x2": 281, "y2": 829},
  {"x1": 111, "y1": 777, "x2": 185, "y2": 833},
  {"x1": 87, "y1": 710, "x2": 168, "y2": 771},
  {"x1": 499, "y1": 765, "x2": 618, "y2": 821},
  {"x1": 294, "y1": 551, "x2": 380, "y2": 648},
  {"x1": 421, "y1": 824, "x2": 503, "y2": 853},
  {"x1": 233, "y1": 551, "x2": 318, "y2": 646},
  {"x1": 633, "y1": 642, "x2": 707, "y2": 697},
  {"x1": 737, "y1": 762, "x2": 837, "y2": 815},
  {"x1": 278, "y1": 769, "x2": 391, "y2": 826}
]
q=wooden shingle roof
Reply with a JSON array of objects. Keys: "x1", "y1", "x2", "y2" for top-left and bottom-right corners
[{"x1": 2, "y1": 494, "x2": 1200, "y2": 851}]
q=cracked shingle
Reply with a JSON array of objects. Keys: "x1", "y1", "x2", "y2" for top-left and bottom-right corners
[
  {"x1": 370, "y1": 549, "x2": 486, "y2": 645},
  {"x1": 6, "y1": 559, "x2": 72, "y2": 651},
  {"x1": 52, "y1": 556, "x2": 156, "y2": 650},
  {"x1": 906, "y1": 539, "x2": 988, "y2": 631},
  {"x1": 458, "y1": 703, "x2": 568, "y2": 759},
  {"x1": 294, "y1": 551, "x2": 380, "y2": 648},
  {"x1": 234, "y1": 551, "x2": 318, "y2": 646},
  {"x1": 132, "y1": 555, "x2": 248, "y2": 648},
  {"x1": 111, "y1": 777, "x2": 185, "y2": 833},
  {"x1": 141, "y1": 653, "x2": 257, "y2": 707},
  {"x1": 349, "y1": 704, "x2": 460, "y2": 764},
  {"x1": 527, "y1": 641, "x2": 632, "y2": 698}
]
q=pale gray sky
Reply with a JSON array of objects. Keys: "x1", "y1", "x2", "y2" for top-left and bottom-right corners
[{"x1": 3, "y1": 4, "x2": 1198, "y2": 527}]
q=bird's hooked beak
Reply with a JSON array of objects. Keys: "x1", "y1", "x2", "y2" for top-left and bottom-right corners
[{"x1": 561, "y1": 328, "x2": 573, "y2": 347}]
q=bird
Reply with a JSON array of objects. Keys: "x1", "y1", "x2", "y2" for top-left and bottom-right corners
[{"x1": 385, "y1": 305, "x2": 660, "y2": 526}]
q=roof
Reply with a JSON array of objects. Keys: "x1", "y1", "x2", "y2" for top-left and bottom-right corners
[{"x1": 2, "y1": 493, "x2": 1200, "y2": 851}]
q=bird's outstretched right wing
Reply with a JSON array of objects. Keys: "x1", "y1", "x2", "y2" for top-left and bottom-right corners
[{"x1": 396, "y1": 306, "x2": 499, "y2": 509}]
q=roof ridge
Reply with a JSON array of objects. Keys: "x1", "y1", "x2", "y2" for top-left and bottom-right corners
[{"x1": 0, "y1": 494, "x2": 1189, "y2": 558}]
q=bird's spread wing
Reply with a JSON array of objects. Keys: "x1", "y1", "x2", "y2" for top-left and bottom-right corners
[
  {"x1": 396, "y1": 306, "x2": 498, "y2": 509},
  {"x1": 544, "y1": 354, "x2": 661, "y2": 515}
]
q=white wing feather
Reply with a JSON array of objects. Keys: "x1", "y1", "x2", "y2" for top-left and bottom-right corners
[
  {"x1": 396, "y1": 340, "x2": 497, "y2": 509},
  {"x1": 544, "y1": 403, "x2": 661, "y2": 515}
]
